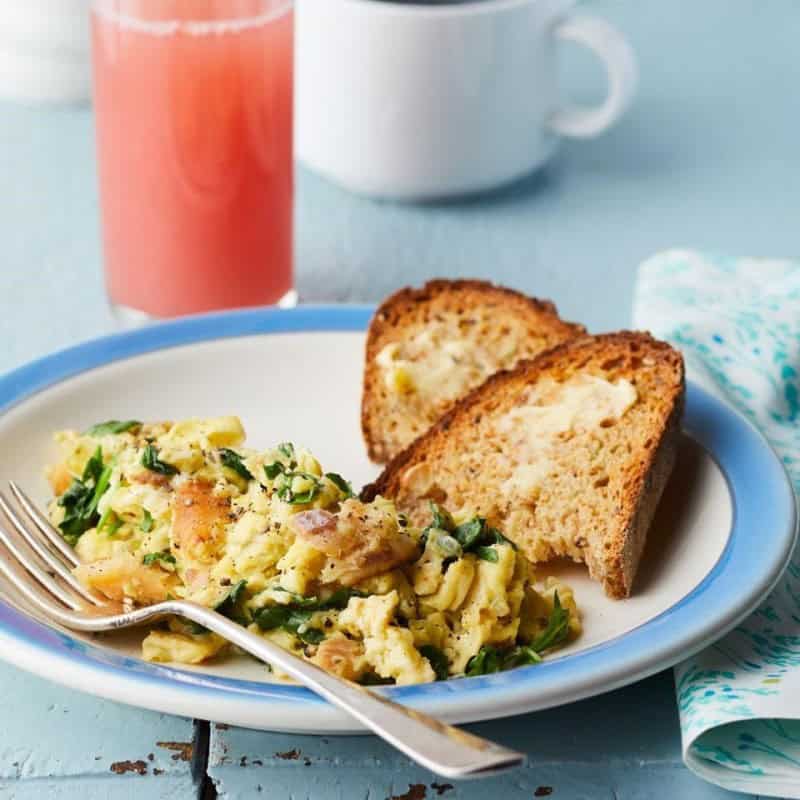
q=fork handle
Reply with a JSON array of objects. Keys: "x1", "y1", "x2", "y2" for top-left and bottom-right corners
[{"x1": 147, "y1": 602, "x2": 525, "y2": 779}]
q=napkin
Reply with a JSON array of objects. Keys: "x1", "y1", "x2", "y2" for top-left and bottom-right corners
[{"x1": 633, "y1": 249, "x2": 800, "y2": 798}]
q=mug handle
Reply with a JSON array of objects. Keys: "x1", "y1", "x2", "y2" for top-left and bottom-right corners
[{"x1": 548, "y1": 15, "x2": 638, "y2": 139}]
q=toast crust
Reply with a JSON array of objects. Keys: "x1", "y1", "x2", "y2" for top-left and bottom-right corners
[
  {"x1": 363, "y1": 331, "x2": 685, "y2": 599},
  {"x1": 361, "y1": 280, "x2": 585, "y2": 463}
]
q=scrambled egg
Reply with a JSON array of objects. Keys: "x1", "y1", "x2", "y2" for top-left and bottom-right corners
[{"x1": 46, "y1": 417, "x2": 581, "y2": 685}]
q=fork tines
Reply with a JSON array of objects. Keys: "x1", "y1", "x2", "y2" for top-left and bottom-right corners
[{"x1": 0, "y1": 482, "x2": 106, "y2": 615}]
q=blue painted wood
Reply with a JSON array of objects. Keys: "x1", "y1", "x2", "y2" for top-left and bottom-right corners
[
  {"x1": 0, "y1": 0, "x2": 798, "y2": 795},
  {"x1": 207, "y1": 674, "x2": 751, "y2": 799},
  {"x1": 0, "y1": 662, "x2": 198, "y2": 798}
]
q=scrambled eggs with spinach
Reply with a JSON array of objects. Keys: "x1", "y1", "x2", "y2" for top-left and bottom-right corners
[{"x1": 46, "y1": 417, "x2": 581, "y2": 685}]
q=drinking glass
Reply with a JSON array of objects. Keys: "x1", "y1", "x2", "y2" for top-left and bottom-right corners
[{"x1": 92, "y1": 0, "x2": 295, "y2": 323}]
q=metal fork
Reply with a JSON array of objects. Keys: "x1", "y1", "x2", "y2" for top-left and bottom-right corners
[{"x1": 0, "y1": 482, "x2": 525, "y2": 780}]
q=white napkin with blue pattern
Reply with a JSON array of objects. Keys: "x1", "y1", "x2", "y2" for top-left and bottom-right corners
[{"x1": 633, "y1": 249, "x2": 800, "y2": 798}]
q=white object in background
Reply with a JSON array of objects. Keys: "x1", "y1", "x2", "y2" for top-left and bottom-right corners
[
  {"x1": 296, "y1": 0, "x2": 638, "y2": 200},
  {"x1": 0, "y1": 1, "x2": 91, "y2": 104}
]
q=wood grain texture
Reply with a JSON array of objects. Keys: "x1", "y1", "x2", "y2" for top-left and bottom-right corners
[
  {"x1": 207, "y1": 673, "x2": 749, "y2": 800},
  {"x1": 0, "y1": 663, "x2": 199, "y2": 798}
]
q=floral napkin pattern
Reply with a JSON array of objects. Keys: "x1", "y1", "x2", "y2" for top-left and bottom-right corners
[{"x1": 633, "y1": 249, "x2": 800, "y2": 798}]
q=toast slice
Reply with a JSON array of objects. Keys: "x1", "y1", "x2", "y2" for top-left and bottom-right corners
[
  {"x1": 362, "y1": 332, "x2": 685, "y2": 599},
  {"x1": 362, "y1": 280, "x2": 584, "y2": 463}
]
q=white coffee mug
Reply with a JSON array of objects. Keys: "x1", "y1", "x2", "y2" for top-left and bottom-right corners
[{"x1": 296, "y1": 0, "x2": 637, "y2": 200}]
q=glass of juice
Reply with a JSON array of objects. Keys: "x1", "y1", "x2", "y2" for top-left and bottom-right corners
[{"x1": 91, "y1": 0, "x2": 295, "y2": 322}]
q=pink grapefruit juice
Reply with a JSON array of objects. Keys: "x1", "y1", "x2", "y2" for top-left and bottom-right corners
[{"x1": 92, "y1": 1, "x2": 294, "y2": 317}]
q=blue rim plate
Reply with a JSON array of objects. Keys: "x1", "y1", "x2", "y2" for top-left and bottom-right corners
[{"x1": 0, "y1": 305, "x2": 795, "y2": 733}]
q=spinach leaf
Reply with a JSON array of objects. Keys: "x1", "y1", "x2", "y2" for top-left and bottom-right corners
[
  {"x1": 427, "y1": 529, "x2": 462, "y2": 559},
  {"x1": 274, "y1": 471, "x2": 321, "y2": 505},
  {"x1": 83, "y1": 446, "x2": 105, "y2": 485},
  {"x1": 263, "y1": 461, "x2": 284, "y2": 480},
  {"x1": 429, "y1": 502, "x2": 455, "y2": 532},
  {"x1": 141, "y1": 444, "x2": 178, "y2": 476},
  {"x1": 420, "y1": 502, "x2": 455, "y2": 549},
  {"x1": 485, "y1": 525, "x2": 516, "y2": 549},
  {"x1": 59, "y1": 479, "x2": 90, "y2": 509},
  {"x1": 57, "y1": 447, "x2": 113, "y2": 545},
  {"x1": 219, "y1": 448, "x2": 254, "y2": 481},
  {"x1": 264, "y1": 452, "x2": 321, "y2": 505},
  {"x1": 325, "y1": 472, "x2": 354, "y2": 498},
  {"x1": 253, "y1": 604, "x2": 325, "y2": 644},
  {"x1": 97, "y1": 508, "x2": 122, "y2": 536},
  {"x1": 275, "y1": 607, "x2": 307, "y2": 629},
  {"x1": 142, "y1": 550, "x2": 176, "y2": 566},
  {"x1": 464, "y1": 593, "x2": 570, "y2": 676},
  {"x1": 140, "y1": 508, "x2": 154, "y2": 533},
  {"x1": 423, "y1": 506, "x2": 516, "y2": 563},
  {"x1": 474, "y1": 546, "x2": 499, "y2": 563},
  {"x1": 265, "y1": 443, "x2": 299, "y2": 482},
  {"x1": 501, "y1": 645, "x2": 542, "y2": 669},
  {"x1": 86, "y1": 420, "x2": 140, "y2": 437},
  {"x1": 253, "y1": 605, "x2": 295, "y2": 630},
  {"x1": 188, "y1": 622, "x2": 212, "y2": 636},
  {"x1": 298, "y1": 627, "x2": 325, "y2": 645},
  {"x1": 465, "y1": 645, "x2": 504, "y2": 676},
  {"x1": 419, "y1": 645, "x2": 449, "y2": 681},
  {"x1": 186, "y1": 580, "x2": 250, "y2": 633},
  {"x1": 453, "y1": 518, "x2": 484, "y2": 550},
  {"x1": 451, "y1": 516, "x2": 516, "y2": 557},
  {"x1": 528, "y1": 591, "x2": 571, "y2": 653},
  {"x1": 319, "y1": 587, "x2": 366, "y2": 610},
  {"x1": 357, "y1": 672, "x2": 395, "y2": 686},
  {"x1": 277, "y1": 442, "x2": 295, "y2": 461},
  {"x1": 57, "y1": 482, "x2": 94, "y2": 545},
  {"x1": 270, "y1": 588, "x2": 321, "y2": 609},
  {"x1": 215, "y1": 579, "x2": 248, "y2": 621},
  {"x1": 272, "y1": 587, "x2": 365, "y2": 611}
]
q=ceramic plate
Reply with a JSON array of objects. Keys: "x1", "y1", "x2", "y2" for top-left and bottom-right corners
[{"x1": 0, "y1": 306, "x2": 794, "y2": 733}]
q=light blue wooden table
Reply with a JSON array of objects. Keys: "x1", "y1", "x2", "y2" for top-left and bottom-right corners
[{"x1": 0, "y1": 1, "x2": 796, "y2": 797}]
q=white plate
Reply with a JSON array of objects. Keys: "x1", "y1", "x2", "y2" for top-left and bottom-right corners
[{"x1": 0, "y1": 306, "x2": 794, "y2": 732}]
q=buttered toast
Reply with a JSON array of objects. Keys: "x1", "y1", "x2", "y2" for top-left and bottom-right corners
[
  {"x1": 361, "y1": 280, "x2": 584, "y2": 463},
  {"x1": 363, "y1": 332, "x2": 685, "y2": 599}
]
